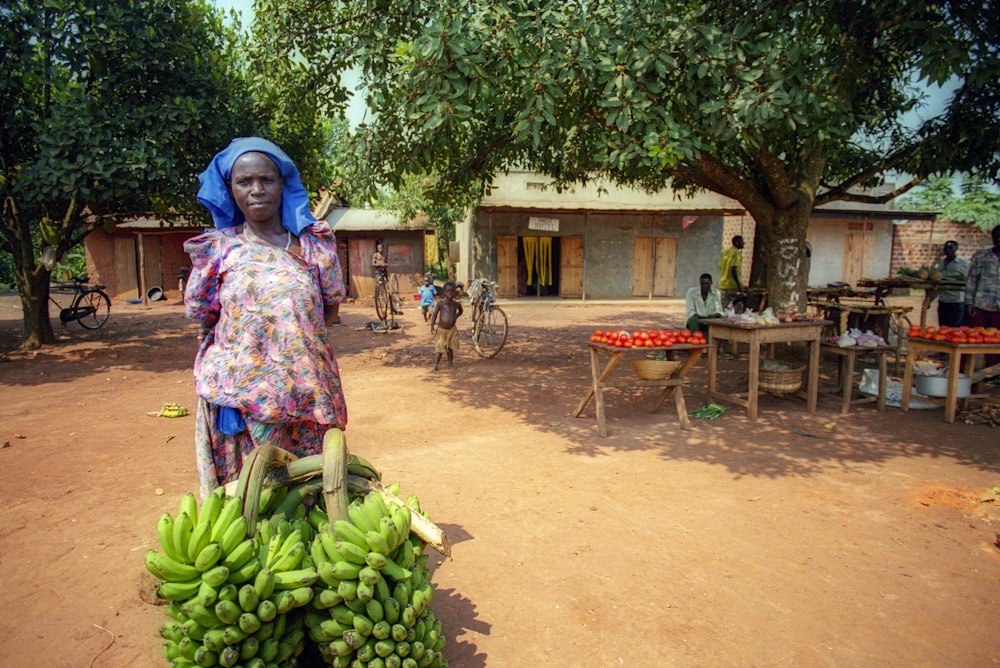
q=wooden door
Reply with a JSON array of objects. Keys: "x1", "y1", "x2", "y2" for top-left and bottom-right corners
[
  {"x1": 140, "y1": 235, "x2": 162, "y2": 295},
  {"x1": 560, "y1": 236, "x2": 584, "y2": 298},
  {"x1": 114, "y1": 235, "x2": 138, "y2": 300},
  {"x1": 496, "y1": 235, "x2": 518, "y2": 297},
  {"x1": 843, "y1": 231, "x2": 875, "y2": 286},
  {"x1": 349, "y1": 238, "x2": 376, "y2": 299},
  {"x1": 631, "y1": 237, "x2": 653, "y2": 296},
  {"x1": 652, "y1": 236, "x2": 677, "y2": 296}
]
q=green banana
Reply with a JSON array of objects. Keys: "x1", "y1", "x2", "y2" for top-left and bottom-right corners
[
  {"x1": 253, "y1": 568, "x2": 275, "y2": 601},
  {"x1": 238, "y1": 583, "x2": 259, "y2": 613},
  {"x1": 390, "y1": 505, "x2": 412, "y2": 545},
  {"x1": 374, "y1": 574, "x2": 391, "y2": 604},
  {"x1": 393, "y1": 539, "x2": 416, "y2": 570},
  {"x1": 156, "y1": 578, "x2": 202, "y2": 602},
  {"x1": 313, "y1": 588, "x2": 343, "y2": 610},
  {"x1": 182, "y1": 602, "x2": 219, "y2": 629},
  {"x1": 146, "y1": 549, "x2": 201, "y2": 583},
  {"x1": 347, "y1": 500, "x2": 378, "y2": 533},
  {"x1": 378, "y1": 516, "x2": 399, "y2": 553},
  {"x1": 258, "y1": 637, "x2": 279, "y2": 662},
  {"x1": 186, "y1": 518, "x2": 213, "y2": 563},
  {"x1": 374, "y1": 639, "x2": 396, "y2": 658},
  {"x1": 218, "y1": 643, "x2": 241, "y2": 666},
  {"x1": 199, "y1": 491, "x2": 224, "y2": 528},
  {"x1": 308, "y1": 506, "x2": 328, "y2": 531},
  {"x1": 172, "y1": 512, "x2": 195, "y2": 564},
  {"x1": 334, "y1": 539, "x2": 369, "y2": 566},
  {"x1": 258, "y1": 485, "x2": 286, "y2": 516},
  {"x1": 289, "y1": 585, "x2": 314, "y2": 608},
  {"x1": 202, "y1": 628, "x2": 226, "y2": 653},
  {"x1": 347, "y1": 453, "x2": 381, "y2": 481},
  {"x1": 157, "y1": 513, "x2": 185, "y2": 563},
  {"x1": 240, "y1": 636, "x2": 260, "y2": 662},
  {"x1": 383, "y1": 596, "x2": 401, "y2": 625},
  {"x1": 334, "y1": 519, "x2": 372, "y2": 552},
  {"x1": 202, "y1": 565, "x2": 230, "y2": 588},
  {"x1": 225, "y1": 556, "x2": 260, "y2": 585},
  {"x1": 270, "y1": 542, "x2": 305, "y2": 573},
  {"x1": 178, "y1": 492, "x2": 199, "y2": 526},
  {"x1": 256, "y1": 598, "x2": 277, "y2": 623},
  {"x1": 196, "y1": 579, "x2": 219, "y2": 608},
  {"x1": 221, "y1": 538, "x2": 256, "y2": 570},
  {"x1": 238, "y1": 612, "x2": 262, "y2": 635},
  {"x1": 216, "y1": 582, "x2": 238, "y2": 603},
  {"x1": 210, "y1": 496, "x2": 243, "y2": 543},
  {"x1": 214, "y1": 599, "x2": 242, "y2": 625},
  {"x1": 365, "y1": 598, "x2": 385, "y2": 624},
  {"x1": 275, "y1": 589, "x2": 297, "y2": 615},
  {"x1": 272, "y1": 567, "x2": 319, "y2": 590},
  {"x1": 320, "y1": 617, "x2": 351, "y2": 638},
  {"x1": 364, "y1": 529, "x2": 391, "y2": 556},
  {"x1": 309, "y1": 536, "x2": 329, "y2": 566},
  {"x1": 331, "y1": 560, "x2": 364, "y2": 581},
  {"x1": 391, "y1": 622, "x2": 409, "y2": 642},
  {"x1": 194, "y1": 542, "x2": 223, "y2": 572},
  {"x1": 366, "y1": 492, "x2": 391, "y2": 523},
  {"x1": 219, "y1": 516, "x2": 249, "y2": 556},
  {"x1": 342, "y1": 628, "x2": 366, "y2": 649},
  {"x1": 356, "y1": 579, "x2": 375, "y2": 603},
  {"x1": 358, "y1": 565, "x2": 381, "y2": 586}
]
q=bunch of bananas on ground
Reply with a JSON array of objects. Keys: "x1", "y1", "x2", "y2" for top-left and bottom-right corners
[
  {"x1": 148, "y1": 403, "x2": 189, "y2": 418},
  {"x1": 302, "y1": 492, "x2": 447, "y2": 668},
  {"x1": 148, "y1": 488, "x2": 318, "y2": 667},
  {"x1": 148, "y1": 470, "x2": 447, "y2": 667}
]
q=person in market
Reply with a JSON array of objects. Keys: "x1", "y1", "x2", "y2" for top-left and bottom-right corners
[
  {"x1": 718, "y1": 234, "x2": 746, "y2": 313},
  {"x1": 685, "y1": 273, "x2": 724, "y2": 334},
  {"x1": 936, "y1": 239, "x2": 968, "y2": 328},
  {"x1": 430, "y1": 281, "x2": 464, "y2": 371},
  {"x1": 372, "y1": 240, "x2": 389, "y2": 284},
  {"x1": 965, "y1": 225, "x2": 1000, "y2": 369},
  {"x1": 418, "y1": 274, "x2": 437, "y2": 322},
  {"x1": 184, "y1": 137, "x2": 348, "y2": 500}
]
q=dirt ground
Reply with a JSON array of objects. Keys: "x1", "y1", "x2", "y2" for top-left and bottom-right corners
[{"x1": 1, "y1": 290, "x2": 999, "y2": 668}]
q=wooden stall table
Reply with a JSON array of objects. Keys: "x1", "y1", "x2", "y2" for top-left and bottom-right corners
[
  {"x1": 807, "y1": 299, "x2": 912, "y2": 374},
  {"x1": 900, "y1": 338, "x2": 1000, "y2": 423},
  {"x1": 857, "y1": 277, "x2": 964, "y2": 330},
  {"x1": 819, "y1": 342, "x2": 890, "y2": 414},
  {"x1": 702, "y1": 318, "x2": 831, "y2": 421},
  {"x1": 574, "y1": 342, "x2": 707, "y2": 437}
]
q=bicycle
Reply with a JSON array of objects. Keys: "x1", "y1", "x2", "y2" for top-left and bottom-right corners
[
  {"x1": 49, "y1": 275, "x2": 111, "y2": 330},
  {"x1": 374, "y1": 272, "x2": 402, "y2": 329},
  {"x1": 468, "y1": 278, "x2": 508, "y2": 358}
]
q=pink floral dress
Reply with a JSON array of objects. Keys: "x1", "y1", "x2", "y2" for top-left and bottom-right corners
[{"x1": 184, "y1": 221, "x2": 347, "y2": 498}]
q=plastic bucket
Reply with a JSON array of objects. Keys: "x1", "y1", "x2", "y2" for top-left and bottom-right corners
[{"x1": 146, "y1": 286, "x2": 164, "y2": 302}]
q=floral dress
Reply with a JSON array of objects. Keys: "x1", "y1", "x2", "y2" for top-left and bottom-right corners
[{"x1": 184, "y1": 221, "x2": 347, "y2": 498}]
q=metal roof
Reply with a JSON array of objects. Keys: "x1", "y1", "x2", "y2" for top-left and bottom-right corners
[{"x1": 325, "y1": 208, "x2": 430, "y2": 231}]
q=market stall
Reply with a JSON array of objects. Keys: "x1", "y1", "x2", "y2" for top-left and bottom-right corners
[
  {"x1": 900, "y1": 337, "x2": 1000, "y2": 423},
  {"x1": 857, "y1": 276, "x2": 965, "y2": 329},
  {"x1": 819, "y1": 341, "x2": 890, "y2": 414},
  {"x1": 574, "y1": 333, "x2": 707, "y2": 437},
  {"x1": 702, "y1": 318, "x2": 831, "y2": 421}
]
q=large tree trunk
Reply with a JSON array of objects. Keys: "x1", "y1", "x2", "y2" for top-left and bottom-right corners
[
  {"x1": 752, "y1": 207, "x2": 811, "y2": 313},
  {"x1": 16, "y1": 267, "x2": 56, "y2": 349}
]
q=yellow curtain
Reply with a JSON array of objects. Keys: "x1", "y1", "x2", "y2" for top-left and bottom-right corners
[
  {"x1": 538, "y1": 236, "x2": 552, "y2": 286},
  {"x1": 523, "y1": 237, "x2": 537, "y2": 285}
]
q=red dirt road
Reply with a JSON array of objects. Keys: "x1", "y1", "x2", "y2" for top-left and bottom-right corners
[{"x1": 1, "y1": 293, "x2": 998, "y2": 667}]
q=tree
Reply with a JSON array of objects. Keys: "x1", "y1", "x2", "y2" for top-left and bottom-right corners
[
  {"x1": 897, "y1": 175, "x2": 1000, "y2": 231},
  {"x1": 258, "y1": 0, "x2": 999, "y2": 309},
  {"x1": 0, "y1": 0, "x2": 255, "y2": 348}
]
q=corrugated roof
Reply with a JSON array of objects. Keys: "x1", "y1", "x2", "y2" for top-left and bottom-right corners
[{"x1": 325, "y1": 208, "x2": 429, "y2": 231}]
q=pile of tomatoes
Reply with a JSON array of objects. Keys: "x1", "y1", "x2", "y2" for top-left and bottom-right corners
[
  {"x1": 907, "y1": 324, "x2": 1000, "y2": 344},
  {"x1": 589, "y1": 328, "x2": 708, "y2": 348}
]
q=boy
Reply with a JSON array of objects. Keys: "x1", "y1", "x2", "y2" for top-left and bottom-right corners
[
  {"x1": 430, "y1": 282, "x2": 463, "y2": 370},
  {"x1": 418, "y1": 275, "x2": 437, "y2": 322}
]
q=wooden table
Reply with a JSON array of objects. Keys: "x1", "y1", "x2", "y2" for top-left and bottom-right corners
[
  {"x1": 857, "y1": 277, "x2": 965, "y2": 329},
  {"x1": 702, "y1": 319, "x2": 831, "y2": 421},
  {"x1": 574, "y1": 342, "x2": 707, "y2": 437},
  {"x1": 808, "y1": 299, "x2": 912, "y2": 373},
  {"x1": 900, "y1": 338, "x2": 1000, "y2": 422},
  {"x1": 819, "y1": 342, "x2": 890, "y2": 414}
]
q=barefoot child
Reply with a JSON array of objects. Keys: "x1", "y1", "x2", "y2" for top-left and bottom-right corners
[{"x1": 430, "y1": 282, "x2": 463, "y2": 370}]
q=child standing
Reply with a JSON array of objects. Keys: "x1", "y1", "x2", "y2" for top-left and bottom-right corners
[
  {"x1": 430, "y1": 282, "x2": 463, "y2": 370},
  {"x1": 418, "y1": 275, "x2": 437, "y2": 322}
]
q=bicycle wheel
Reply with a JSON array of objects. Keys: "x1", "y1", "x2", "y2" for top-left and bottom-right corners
[
  {"x1": 389, "y1": 274, "x2": 402, "y2": 314},
  {"x1": 74, "y1": 290, "x2": 111, "y2": 329},
  {"x1": 473, "y1": 306, "x2": 508, "y2": 358},
  {"x1": 374, "y1": 280, "x2": 389, "y2": 323}
]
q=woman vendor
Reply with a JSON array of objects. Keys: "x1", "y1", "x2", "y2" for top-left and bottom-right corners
[{"x1": 184, "y1": 137, "x2": 348, "y2": 499}]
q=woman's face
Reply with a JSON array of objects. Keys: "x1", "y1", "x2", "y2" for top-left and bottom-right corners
[{"x1": 229, "y1": 152, "x2": 283, "y2": 225}]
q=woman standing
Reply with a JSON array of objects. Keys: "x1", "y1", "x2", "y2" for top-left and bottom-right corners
[{"x1": 184, "y1": 137, "x2": 348, "y2": 498}]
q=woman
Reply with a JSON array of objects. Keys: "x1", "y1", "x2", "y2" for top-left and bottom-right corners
[{"x1": 184, "y1": 137, "x2": 348, "y2": 499}]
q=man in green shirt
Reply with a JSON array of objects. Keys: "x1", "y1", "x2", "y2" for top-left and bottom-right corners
[{"x1": 719, "y1": 235, "x2": 745, "y2": 311}]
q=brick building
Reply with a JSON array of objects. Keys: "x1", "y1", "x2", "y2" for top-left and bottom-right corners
[{"x1": 889, "y1": 220, "x2": 993, "y2": 275}]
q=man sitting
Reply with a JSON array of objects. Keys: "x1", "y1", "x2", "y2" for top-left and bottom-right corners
[{"x1": 685, "y1": 273, "x2": 724, "y2": 333}]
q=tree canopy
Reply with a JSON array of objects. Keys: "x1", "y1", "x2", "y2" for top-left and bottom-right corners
[
  {"x1": 0, "y1": 0, "x2": 255, "y2": 347},
  {"x1": 259, "y1": 0, "x2": 999, "y2": 308},
  {"x1": 896, "y1": 176, "x2": 1000, "y2": 231}
]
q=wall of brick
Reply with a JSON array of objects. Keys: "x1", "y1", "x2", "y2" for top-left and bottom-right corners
[{"x1": 890, "y1": 220, "x2": 992, "y2": 274}]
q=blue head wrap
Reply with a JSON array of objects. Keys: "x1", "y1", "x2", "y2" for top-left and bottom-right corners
[{"x1": 197, "y1": 137, "x2": 316, "y2": 235}]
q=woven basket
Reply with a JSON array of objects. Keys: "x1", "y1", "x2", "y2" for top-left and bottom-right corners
[
  {"x1": 759, "y1": 361, "x2": 805, "y2": 393},
  {"x1": 629, "y1": 358, "x2": 681, "y2": 380}
]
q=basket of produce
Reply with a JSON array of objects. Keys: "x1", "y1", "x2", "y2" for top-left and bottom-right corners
[
  {"x1": 759, "y1": 360, "x2": 805, "y2": 394},
  {"x1": 144, "y1": 430, "x2": 452, "y2": 668},
  {"x1": 629, "y1": 358, "x2": 681, "y2": 380}
]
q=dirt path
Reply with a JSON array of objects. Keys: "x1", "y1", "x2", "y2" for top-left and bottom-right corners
[{"x1": 1, "y1": 293, "x2": 998, "y2": 667}]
